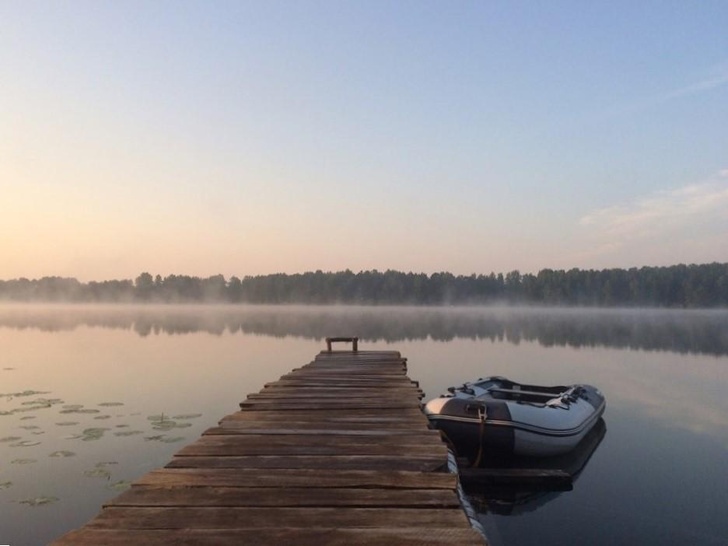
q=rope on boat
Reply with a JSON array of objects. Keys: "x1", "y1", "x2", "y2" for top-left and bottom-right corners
[{"x1": 472, "y1": 405, "x2": 487, "y2": 468}]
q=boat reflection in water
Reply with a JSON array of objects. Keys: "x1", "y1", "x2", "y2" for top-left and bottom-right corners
[{"x1": 463, "y1": 418, "x2": 606, "y2": 517}]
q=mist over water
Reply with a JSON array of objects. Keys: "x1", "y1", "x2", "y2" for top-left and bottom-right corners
[
  {"x1": 0, "y1": 304, "x2": 726, "y2": 545},
  {"x1": 1, "y1": 304, "x2": 728, "y2": 356}
]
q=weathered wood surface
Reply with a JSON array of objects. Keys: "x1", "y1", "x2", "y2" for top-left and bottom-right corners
[{"x1": 52, "y1": 349, "x2": 485, "y2": 545}]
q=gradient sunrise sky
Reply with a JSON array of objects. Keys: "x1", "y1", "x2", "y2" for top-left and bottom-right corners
[{"x1": 2, "y1": 1, "x2": 727, "y2": 280}]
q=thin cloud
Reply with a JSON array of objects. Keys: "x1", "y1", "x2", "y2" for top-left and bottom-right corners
[
  {"x1": 659, "y1": 71, "x2": 728, "y2": 102},
  {"x1": 593, "y1": 63, "x2": 728, "y2": 121},
  {"x1": 580, "y1": 171, "x2": 728, "y2": 240}
]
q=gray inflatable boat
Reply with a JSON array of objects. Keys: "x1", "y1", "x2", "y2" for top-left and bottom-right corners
[{"x1": 424, "y1": 376, "x2": 605, "y2": 457}]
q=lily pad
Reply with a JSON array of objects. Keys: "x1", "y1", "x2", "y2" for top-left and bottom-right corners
[
  {"x1": 171, "y1": 413, "x2": 203, "y2": 420},
  {"x1": 11, "y1": 458, "x2": 37, "y2": 464},
  {"x1": 115, "y1": 424, "x2": 130, "y2": 428},
  {"x1": 1, "y1": 390, "x2": 51, "y2": 398},
  {"x1": 62, "y1": 404, "x2": 84, "y2": 410},
  {"x1": 84, "y1": 468, "x2": 111, "y2": 479},
  {"x1": 49, "y1": 450, "x2": 76, "y2": 458},
  {"x1": 144, "y1": 435, "x2": 166, "y2": 441},
  {"x1": 114, "y1": 430, "x2": 144, "y2": 437},
  {"x1": 18, "y1": 425, "x2": 41, "y2": 430},
  {"x1": 107, "y1": 480, "x2": 132, "y2": 491},
  {"x1": 98, "y1": 402, "x2": 124, "y2": 407},
  {"x1": 55, "y1": 421, "x2": 79, "y2": 426},
  {"x1": 73, "y1": 428, "x2": 110, "y2": 441},
  {"x1": 12, "y1": 404, "x2": 52, "y2": 413},
  {"x1": 20, "y1": 416, "x2": 36, "y2": 421},
  {"x1": 22, "y1": 398, "x2": 63, "y2": 406},
  {"x1": 10, "y1": 440, "x2": 42, "y2": 447},
  {"x1": 159, "y1": 436, "x2": 185, "y2": 443},
  {"x1": 60, "y1": 408, "x2": 100, "y2": 414},
  {"x1": 0, "y1": 481, "x2": 12, "y2": 489},
  {"x1": 93, "y1": 415, "x2": 112, "y2": 420},
  {"x1": 153, "y1": 421, "x2": 192, "y2": 431},
  {"x1": 19, "y1": 496, "x2": 59, "y2": 507},
  {"x1": 0, "y1": 436, "x2": 22, "y2": 443}
]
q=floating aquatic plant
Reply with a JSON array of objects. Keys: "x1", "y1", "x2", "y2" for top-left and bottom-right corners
[
  {"x1": 1, "y1": 390, "x2": 51, "y2": 398},
  {"x1": 49, "y1": 450, "x2": 75, "y2": 458},
  {"x1": 93, "y1": 415, "x2": 111, "y2": 420},
  {"x1": 114, "y1": 430, "x2": 144, "y2": 437},
  {"x1": 107, "y1": 480, "x2": 131, "y2": 491},
  {"x1": 172, "y1": 413, "x2": 202, "y2": 420},
  {"x1": 55, "y1": 421, "x2": 79, "y2": 426},
  {"x1": 84, "y1": 467, "x2": 111, "y2": 479},
  {"x1": 0, "y1": 481, "x2": 12, "y2": 489},
  {"x1": 19, "y1": 416, "x2": 36, "y2": 421},
  {"x1": 18, "y1": 425, "x2": 40, "y2": 430},
  {"x1": 22, "y1": 398, "x2": 63, "y2": 406},
  {"x1": 0, "y1": 436, "x2": 22, "y2": 443},
  {"x1": 159, "y1": 436, "x2": 185, "y2": 443},
  {"x1": 10, "y1": 440, "x2": 41, "y2": 447},
  {"x1": 147, "y1": 413, "x2": 192, "y2": 431},
  {"x1": 59, "y1": 408, "x2": 100, "y2": 414},
  {"x1": 20, "y1": 496, "x2": 59, "y2": 507},
  {"x1": 10, "y1": 404, "x2": 52, "y2": 414},
  {"x1": 98, "y1": 402, "x2": 124, "y2": 407},
  {"x1": 115, "y1": 424, "x2": 130, "y2": 428},
  {"x1": 75, "y1": 428, "x2": 110, "y2": 441},
  {"x1": 11, "y1": 458, "x2": 37, "y2": 464},
  {"x1": 144, "y1": 435, "x2": 166, "y2": 442}
]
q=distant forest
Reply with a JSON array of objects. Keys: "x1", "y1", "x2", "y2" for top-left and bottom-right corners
[{"x1": 1, "y1": 263, "x2": 727, "y2": 307}]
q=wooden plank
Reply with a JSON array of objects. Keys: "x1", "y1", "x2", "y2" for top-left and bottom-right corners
[
  {"x1": 220, "y1": 410, "x2": 429, "y2": 422},
  {"x1": 241, "y1": 396, "x2": 420, "y2": 404},
  {"x1": 204, "y1": 427, "x2": 438, "y2": 437},
  {"x1": 107, "y1": 486, "x2": 461, "y2": 508},
  {"x1": 166, "y1": 455, "x2": 446, "y2": 472},
  {"x1": 87, "y1": 507, "x2": 470, "y2": 529},
  {"x1": 251, "y1": 391, "x2": 423, "y2": 399},
  {"x1": 281, "y1": 371, "x2": 410, "y2": 376},
  {"x1": 217, "y1": 420, "x2": 430, "y2": 431},
  {"x1": 54, "y1": 528, "x2": 485, "y2": 546},
  {"x1": 239, "y1": 400, "x2": 422, "y2": 408},
  {"x1": 135, "y1": 469, "x2": 457, "y2": 489},
  {"x1": 175, "y1": 437, "x2": 448, "y2": 457}
]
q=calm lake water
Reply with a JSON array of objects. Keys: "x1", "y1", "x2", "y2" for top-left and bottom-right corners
[{"x1": 1, "y1": 304, "x2": 727, "y2": 545}]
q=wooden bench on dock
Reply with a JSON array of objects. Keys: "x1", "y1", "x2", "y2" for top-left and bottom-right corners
[{"x1": 52, "y1": 340, "x2": 486, "y2": 545}]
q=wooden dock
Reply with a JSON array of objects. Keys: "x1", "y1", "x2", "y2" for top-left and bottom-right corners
[{"x1": 53, "y1": 343, "x2": 486, "y2": 545}]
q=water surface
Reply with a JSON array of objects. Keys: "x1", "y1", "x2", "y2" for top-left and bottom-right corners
[{"x1": 0, "y1": 305, "x2": 726, "y2": 545}]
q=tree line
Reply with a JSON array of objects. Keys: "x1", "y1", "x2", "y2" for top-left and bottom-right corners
[{"x1": 0, "y1": 263, "x2": 727, "y2": 307}]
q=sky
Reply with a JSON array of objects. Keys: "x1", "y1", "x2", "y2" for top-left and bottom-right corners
[{"x1": 1, "y1": 1, "x2": 727, "y2": 280}]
